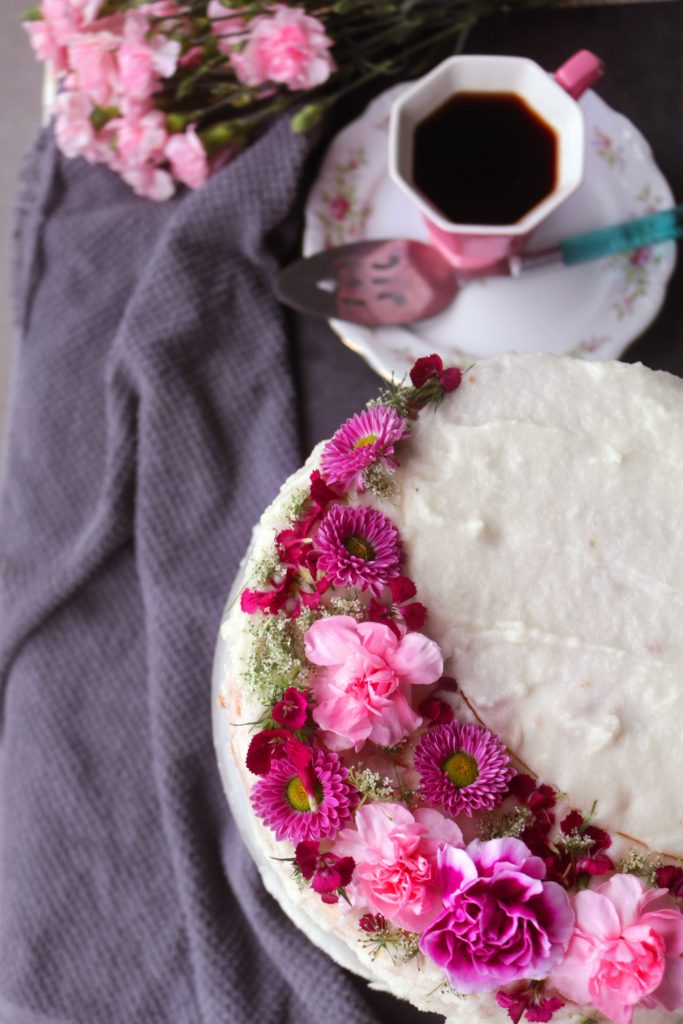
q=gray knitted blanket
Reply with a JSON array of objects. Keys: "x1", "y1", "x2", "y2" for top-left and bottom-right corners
[{"x1": 0, "y1": 122, "x2": 425, "y2": 1024}]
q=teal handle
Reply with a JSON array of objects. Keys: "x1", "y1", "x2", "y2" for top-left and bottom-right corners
[{"x1": 560, "y1": 205, "x2": 683, "y2": 265}]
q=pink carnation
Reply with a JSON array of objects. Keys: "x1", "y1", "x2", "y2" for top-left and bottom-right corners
[
  {"x1": 54, "y1": 89, "x2": 119, "y2": 166},
  {"x1": 551, "y1": 873, "x2": 683, "y2": 1024},
  {"x1": 165, "y1": 127, "x2": 209, "y2": 190},
  {"x1": 67, "y1": 28, "x2": 121, "y2": 107},
  {"x1": 24, "y1": 18, "x2": 68, "y2": 72},
  {"x1": 41, "y1": 0, "x2": 104, "y2": 44},
  {"x1": 115, "y1": 110, "x2": 168, "y2": 165},
  {"x1": 118, "y1": 9, "x2": 181, "y2": 100},
  {"x1": 421, "y1": 838, "x2": 574, "y2": 994},
  {"x1": 231, "y1": 4, "x2": 335, "y2": 91},
  {"x1": 54, "y1": 90, "x2": 96, "y2": 159},
  {"x1": 334, "y1": 803, "x2": 463, "y2": 932},
  {"x1": 304, "y1": 616, "x2": 443, "y2": 751}
]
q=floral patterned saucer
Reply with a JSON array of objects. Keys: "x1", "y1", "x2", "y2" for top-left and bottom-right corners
[{"x1": 303, "y1": 83, "x2": 676, "y2": 378}]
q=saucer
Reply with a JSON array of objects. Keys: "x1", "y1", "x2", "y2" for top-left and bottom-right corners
[{"x1": 303, "y1": 83, "x2": 676, "y2": 379}]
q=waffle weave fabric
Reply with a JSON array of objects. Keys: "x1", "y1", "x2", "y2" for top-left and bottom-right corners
[{"x1": 0, "y1": 121, "x2": 414, "y2": 1024}]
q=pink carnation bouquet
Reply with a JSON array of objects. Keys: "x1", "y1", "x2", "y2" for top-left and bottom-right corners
[{"x1": 24, "y1": 0, "x2": 560, "y2": 199}]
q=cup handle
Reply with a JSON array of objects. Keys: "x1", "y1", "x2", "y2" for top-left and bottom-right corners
[{"x1": 554, "y1": 50, "x2": 604, "y2": 99}]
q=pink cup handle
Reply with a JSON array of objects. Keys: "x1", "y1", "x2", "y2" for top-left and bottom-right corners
[{"x1": 554, "y1": 49, "x2": 604, "y2": 99}]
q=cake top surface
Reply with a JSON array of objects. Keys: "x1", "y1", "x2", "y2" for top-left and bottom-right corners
[{"x1": 217, "y1": 353, "x2": 683, "y2": 1024}]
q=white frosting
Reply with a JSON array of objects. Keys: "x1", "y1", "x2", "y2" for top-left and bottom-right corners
[{"x1": 215, "y1": 353, "x2": 683, "y2": 1024}]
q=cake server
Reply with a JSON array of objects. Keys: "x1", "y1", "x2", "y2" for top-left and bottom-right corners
[{"x1": 276, "y1": 204, "x2": 683, "y2": 326}]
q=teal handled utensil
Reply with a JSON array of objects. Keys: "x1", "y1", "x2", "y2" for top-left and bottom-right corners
[{"x1": 276, "y1": 204, "x2": 683, "y2": 327}]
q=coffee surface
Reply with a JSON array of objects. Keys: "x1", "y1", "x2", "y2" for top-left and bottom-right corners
[{"x1": 413, "y1": 91, "x2": 557, "y2": 226}]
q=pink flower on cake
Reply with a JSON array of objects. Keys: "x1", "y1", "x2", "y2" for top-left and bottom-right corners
[
  {"x1": 414, "y1": 721, "x2": 513, "y2": 816},
  {"x1": 550, "y1": 873, "x2": 683, "y2": 1024},
  {"x1": 314, "y1": 505, "x2": 401, "y2": 597},
  {"x1": 295, "y1": 840, "x2": 355, "y2": 903},
  {"x1": 334, "y1": 803, "x2": 463, "y2": 932},
  {"x1": 246, "y1": 727, "x2": 294, "y2": 775},
  {"x1": 410, "y1": 353, "x2": 462, "y2": 394},
  {"x1": 230, "y1": 5, "x2": 335, "y2": 91},
  {"x1": 320, "y1": 407, "x2": 407, "y2": 491},
  {"x1": 369, "y1": 575, "x2": 427, "y2": 637},
  {"x1": 272, "y1": 687, "x2": 308, "y2": 730},
  {"x1": 303, "y1": 616, "x2": 443, "y2": 751},
  {"x1": 496, "y1": 987, "x2": 564, "y2": 1024},
  {"x1": 420, "y1": 838, "x2": 574, "y2": 993},
  {"x1": 165, "y1": 127, "x2": 209, "y2": 190},
  {"x1": 251, "y1": 745, "x2": 357, "y2": 843},
  {"x1": 656, "y1": 865, "x2": 683, "y2": 900}
]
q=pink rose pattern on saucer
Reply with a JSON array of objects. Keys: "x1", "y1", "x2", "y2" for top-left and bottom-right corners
[{"x1": 235, "y1": 355, "x2": 683, "y2": 1024}]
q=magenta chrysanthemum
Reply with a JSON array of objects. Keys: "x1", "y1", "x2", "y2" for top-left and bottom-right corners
[
  {"x1": 321, "y1": 407, "x2": 408, "y2": 491},
  {"x1": 415, "y1": 721, "x2": 513, "y2": 817},
  {"x1": 314, "y1": 504, "x2": 401, "y2": 598},
  {"x1": 251, "y1": 747, "x2": 357, "y2": 842}
]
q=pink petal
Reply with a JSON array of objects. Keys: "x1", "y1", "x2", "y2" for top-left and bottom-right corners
[
  {"x1": 550, "y1": 934, "x2": 594, "y2": 1005},
  {"x1": 595, "y1": 873, "x2": 644, "y2": 930},
  {"x1": 356, "y1": 620, "x2": 398, "y2": 657},
  {"x1": 304, "y1": 616, "x2": 360, "y2": 666},
  {"x1": 415, "y1": 807, "x2": 463, "y2": 849},
  {"x1": 367, "y1": 689, "x2": 422, "y2": 747},
  {"x1": 386, "y1": 631, "x2": 443, "y2": 685},
  {"x1": 437, "y1": 843, "x2": 478, "y2": 899},
  {"x1": 641, "y1": 908, "x2": 683, "y2": 957},
  {"x1": 647, "y1": 954, "x2": 683, "y2": 1012},
  {"x1": 574, "y1": 888, "x2": 622, "y2": 940}
]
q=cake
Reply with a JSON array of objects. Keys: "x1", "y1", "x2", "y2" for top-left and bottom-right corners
[{"x1": 213, "y1": 353, "x2": 683, "y2": 1024}]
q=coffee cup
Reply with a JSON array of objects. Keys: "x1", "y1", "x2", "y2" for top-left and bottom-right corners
[{"x1": 388, "y1": 51, "x2": 603, "y2": 271}]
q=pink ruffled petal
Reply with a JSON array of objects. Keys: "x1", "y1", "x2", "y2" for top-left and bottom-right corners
[
  {"x1": 386, "y1": 631, "x2": 443, "y2": 685},
  {"x1": 367, "y1": 689, "x2": 422, "y2": 747},
  {"x1": 550, "y1": 934, "x2": 595, "y2": 1005},
  {"x1": 641, "y1": 908, "x2": 683, "y2": 957},
  {"x1": 304, "y1": 615, "x2": 360, "y2": 666},
  {"x1": 596, "y1": 873, "x2": 644, "y2": 930},
  {"x1": 573, "y1": 888, "x2": 622, "y2": 940},
  {"x1": 645, "y1": 953, "x2": 683, "y2": 1012},
  {"x1": 437, "y1": 843, "x2": 478, "y2": 898},
  {"x1": 356, "y1": 619, "x2": 399, "y2": 657}
]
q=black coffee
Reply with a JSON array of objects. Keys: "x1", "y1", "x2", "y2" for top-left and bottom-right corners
[{"x1": 413, "y1": 92, "x2": 557, "y2": 226}]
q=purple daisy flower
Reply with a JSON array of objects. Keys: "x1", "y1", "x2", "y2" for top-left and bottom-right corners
[
  {"x1": 251, "y1": 747, "x2": 357, "y2": 843},
  {"x1": 321, "y1": 407, "x2": 408, "y2": 491},
  {"x1": 314, "y1": 504, "x2": 401, "y2": 598},
  {"x1": 414, "y1": 721, "x2": 513, "y2": 817}
]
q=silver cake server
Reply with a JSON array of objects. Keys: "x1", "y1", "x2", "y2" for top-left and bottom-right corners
[{"x1": 276, "y1": 205, "x2": 683, "y2": 327}]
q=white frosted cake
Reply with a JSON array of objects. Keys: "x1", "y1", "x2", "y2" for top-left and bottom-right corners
[{"x1": 213, "y1": 353, "x2": 683, "y2": 1024}]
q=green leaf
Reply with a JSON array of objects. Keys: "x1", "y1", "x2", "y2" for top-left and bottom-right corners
[{"x1": 22, "y1": 5, "x2": 43, "y2": 21}]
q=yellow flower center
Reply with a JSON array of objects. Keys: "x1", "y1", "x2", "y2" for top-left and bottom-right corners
[
  {"x1": 343, "y1": 535, "x2": 375, "y2": 561},
  {"x1": 286, "y1": 775, "x2": 322, "y2": 812},
  {"x1": 441, "y1": 751, "x2": 479, "y2": 788},
  {"x1": 353, "y1": 433, "x2": 379, "y2": 449}
]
